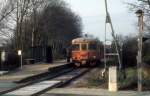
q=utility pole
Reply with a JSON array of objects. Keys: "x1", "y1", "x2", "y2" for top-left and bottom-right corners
[
  {"x1": 18, "y1": 50, "x2": 23, "y2": 69},
  {"x1": 135, "y1": 9, "x2": 144, "y2": 92},
  {"x1": 104, "y1": 0, "x2": 121, "y2": 69}
]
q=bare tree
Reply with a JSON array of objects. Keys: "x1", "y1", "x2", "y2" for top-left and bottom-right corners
[
  {"x1": 0, "y1": 0, "x2": 82, "y2": 60},
  {"x1": 0, "y1": 0, "x2": 16, "y2": 45},
  {"x1": 0, "y1": 0, "x2": 45, "y2": 50},
  {"x1": 13, "y1": 0, "x2": 82, "y2": 58}
]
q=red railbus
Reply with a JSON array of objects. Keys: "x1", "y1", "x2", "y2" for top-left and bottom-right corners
[{"x1": 71, "y1": 37, "x2": 102, "y2": 67}]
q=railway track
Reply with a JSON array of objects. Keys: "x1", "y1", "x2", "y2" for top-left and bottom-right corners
[
  {"x1": 0, "y1": 63, "x2": 73, "y2": 95},
  {"x1": 2, "y1": 68, "x2": 91, "y2": 96}
]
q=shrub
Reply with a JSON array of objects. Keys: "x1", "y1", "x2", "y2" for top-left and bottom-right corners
[{"x1": 143, "y1": 55, "x2": 150, "y2": 64}]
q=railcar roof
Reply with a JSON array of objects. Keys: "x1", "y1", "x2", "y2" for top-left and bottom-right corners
[{"x1": 72, "y1": 37, "x2": 97, "y2": 43}]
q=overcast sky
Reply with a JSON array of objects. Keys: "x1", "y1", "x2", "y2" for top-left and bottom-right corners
[{"x1": 64, "y1": 0, "x2": 137, "y2": 41}]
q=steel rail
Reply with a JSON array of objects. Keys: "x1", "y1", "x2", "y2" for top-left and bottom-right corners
[{"x1": 3, "y1": 68, "x2": 91, "y2": 96}]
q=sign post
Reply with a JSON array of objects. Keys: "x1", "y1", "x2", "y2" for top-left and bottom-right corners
[
  {"x1": 1, "y1": 51, "x2": 5, "y2": 70},
  {"x1": 18, "y1": 50, "x2": 22, "y2": 69}
]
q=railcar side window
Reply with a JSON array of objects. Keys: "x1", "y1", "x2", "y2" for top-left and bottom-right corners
[
  {"x1": 81, "y1": 44, "x2": 87, "y2": 50},
  {"x1": 72, "y1": 44, "x2": 80, "y2": 51},
  {"x1": 89, "y1": 43, "x2": 97, "y2": 50}
]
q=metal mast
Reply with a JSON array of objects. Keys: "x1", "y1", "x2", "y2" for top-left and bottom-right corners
[{"x1": 104, "y1": 0, "x2": 121, "y2": 69}]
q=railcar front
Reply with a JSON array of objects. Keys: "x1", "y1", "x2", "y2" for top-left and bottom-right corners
[{"x1": 71, "y1": 38, "x2": 101, "y2": 67}]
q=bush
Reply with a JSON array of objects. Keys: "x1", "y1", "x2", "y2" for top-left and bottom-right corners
[
  {"x1": 119, "y1": 67, "x2": 150, "y2": 90},
  {"x1": 118, "y1": 68, "x2": 137, "y2": 89},
  {"x1": 143, "y1": 55, "x2": 150, "y2": 64}
]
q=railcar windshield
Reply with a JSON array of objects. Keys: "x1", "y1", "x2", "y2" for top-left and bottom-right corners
[
  {"x1": 81, "y1": 44, "x2": 88, "y2": 50},
  {"x1": 89, "y1": 43, "x2": 97, "y2": 50},
  {"x1": 72, "y1": 44, "x2": 80, "y2": 51}
]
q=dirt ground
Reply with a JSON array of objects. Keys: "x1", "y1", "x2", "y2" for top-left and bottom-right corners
[
  {"x1": 66, "y1": 68, "x2": 108, "y2": 89},
  {"x1": 65, "y1": 65, "x2": 150, "y2": 91}
]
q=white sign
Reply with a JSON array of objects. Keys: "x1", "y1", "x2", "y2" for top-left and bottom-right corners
[
  {"x1": 106, "y1": 41, "x2": 112, "y2": 45},
  {"x1": 18, "y1": 50, "x2": 22, "y2": 55}
]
